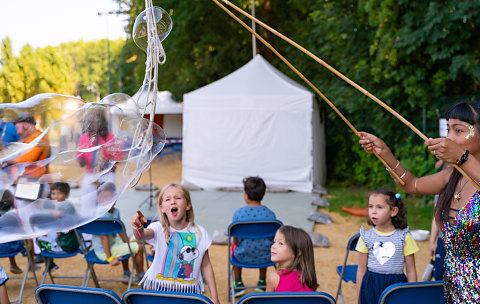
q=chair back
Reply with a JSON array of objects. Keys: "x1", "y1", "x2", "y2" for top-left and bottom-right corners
[
  {"x1": 76, "y1": 217, "x2": 125, "y2": 235},
  {"x1": 123, "y1": 289, "x2": 214, "y2": 304},
  {"x1": 35, "y1": 284, "x2": 122, "y2": 304},
  {"x1": 335, "y1": 233, "x2": 360, "y2": 304},
  {"x1": 228, "y1": 219, "x2": 283, "y2": 239},
  {"x1": 237, "y1": 292, "x2": 336, "y2": 304},
  {"x1": 378, "y1": 281, "x2": 445, "y2": 304}
]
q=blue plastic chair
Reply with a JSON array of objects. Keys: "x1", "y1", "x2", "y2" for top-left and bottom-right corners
[
  {"x1": 29, "y1": 213, "x2": 83, "y2": 285},
  {"x1": 123, "y1": 289, "x2": 214, "y2": 304},
  {"x1": 237, "y1": 292, "x2": 336, "y2": 304},
  {"x1": 378, "y1": 280, "x2": 445, "y2": 304},
  {"x1": 0, "y1": 240, "x2": 38, "y2": 304},
  {"x1": 227, "y1": 219, "x2": 283, "y2": 304},
  {"x1": 35, "y1": 284, "x2": 122, "y2": 304},
  {"x1": 335, "y1": 233, "x2": 359, "y2": 304},
  {"x1": 75, "y1": 217, "x2": 138, "y2": 289}
]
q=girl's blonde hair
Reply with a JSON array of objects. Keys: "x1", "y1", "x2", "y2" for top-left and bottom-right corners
[
  {"x1": 155, "y1": 183, "x2": 198, "y2": 243},
  {"x1": 277, "y1": 225, "x2": 318, "y2": 291}
]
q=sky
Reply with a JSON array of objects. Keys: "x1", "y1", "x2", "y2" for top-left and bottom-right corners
[{"x1": 0, "y1": 0, "x2": 128, "y2": 54}]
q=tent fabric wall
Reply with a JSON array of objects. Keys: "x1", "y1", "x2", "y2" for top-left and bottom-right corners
[{"x1": 182, "y1": 55, "x2": 325, "y2": 192}]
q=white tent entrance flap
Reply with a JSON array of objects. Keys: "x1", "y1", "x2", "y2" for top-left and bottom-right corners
[{"x1": 182, "y1": 55, "x2": 325, "y2": 192}]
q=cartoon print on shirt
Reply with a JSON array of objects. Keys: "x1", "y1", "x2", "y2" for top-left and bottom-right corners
[
  {"x1": 178, "y1": 245, "x2": 199, "y2": 280},
  {"x1": 159, "y1": 231, "x2": 199, "y2": 283},
  {"x1": 372, "y1": 241, "x2": 396, "y2": 265}
]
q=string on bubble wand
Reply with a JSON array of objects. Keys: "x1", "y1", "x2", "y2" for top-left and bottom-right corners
[
  {"x1": 214, "y1": 0, "x2": 480, "y2": 190},
  {"x1": 211, "y1": 0, "x2": 405, "y2": 185},
  {"x1": 127, "y1": 0, "x2": 171, "y2": 185}
]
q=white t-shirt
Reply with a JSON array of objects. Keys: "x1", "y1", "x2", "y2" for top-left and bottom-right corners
[{"x1": 140, "y1": 221, "x2": 212, "y2": 294}]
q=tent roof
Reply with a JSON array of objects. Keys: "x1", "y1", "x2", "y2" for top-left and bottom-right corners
[
  {"x1": 133, "y1": 90, "x2": 183, "y2": 114},
  {"x1": 185, "y1": 54, "x2": 313, "y2": 99}
]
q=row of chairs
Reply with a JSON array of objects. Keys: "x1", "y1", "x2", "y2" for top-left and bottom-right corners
[
  {"x1": 35, "y1": 281, "x2": 445, "y2": 304},
  {"x1": 4, "y1": 217, "x2": 140, "y2": 303},
  {"x1": 35, "y1": 284, "x2": 336, "y2": 304}
]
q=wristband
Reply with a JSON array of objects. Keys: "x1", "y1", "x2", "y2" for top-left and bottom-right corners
[
  {"x1": 456, "y1": 150, "x2": 469, "y2": 166},
  {"x1": 107, "y1": 256, "x2": 114, "y2": 262}
]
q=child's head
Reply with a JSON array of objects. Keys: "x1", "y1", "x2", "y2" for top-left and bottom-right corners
[
  {"x1": 0, "y1": 190, "x2": 14, "y2": 212},
  {"x1": 156, "y1": 183, "x2": 194, "y2": 227},
  {"x1": 97, "y1": 182, "x2": 116, "y2": 206},
  {"x1": 50, "y1": 182, "x2": 70, "y2": 202},
  {"x1": 271, "y1": 225, "x2": 318, "y2": 291},
  {"x1": 367, "y1": 188, "x2": 407, "y2": 229},
  {"x1": 243, "y1": 176, "x2": 266, "y2": 202}
]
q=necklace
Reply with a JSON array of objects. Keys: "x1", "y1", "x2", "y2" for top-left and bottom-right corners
[{"x1": 454, "y1": 179, "x2": 469, "y2": 201}]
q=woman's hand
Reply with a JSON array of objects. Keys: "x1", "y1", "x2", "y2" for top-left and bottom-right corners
[
  {"x1": 425, "y1": 137, "x2": 465, "y2": 164},
  {"x1": 358, "y1": 132, "x2": 391, "y2": 156}
]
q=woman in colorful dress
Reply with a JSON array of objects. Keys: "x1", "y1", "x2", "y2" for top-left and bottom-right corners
[{"x1": 359, "y1": 101, "x2": 480, "y2": 303}]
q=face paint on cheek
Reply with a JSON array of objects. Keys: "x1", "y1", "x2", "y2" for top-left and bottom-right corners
[{"x1": 465, "y1": 124, "x2": 475, "y2": 140}]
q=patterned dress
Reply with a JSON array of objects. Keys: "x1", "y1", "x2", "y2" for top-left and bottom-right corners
[{"x1": 442, "y1": 191, "x2": 480, "y2": 303}]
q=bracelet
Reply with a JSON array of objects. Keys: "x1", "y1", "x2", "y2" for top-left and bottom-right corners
[
  {"x1": 456, "y1": 150, "x2": 469, "y2": 166},
  {"x1": 400, "y1": 169, "x2": 408, "y2": 179},
  {"x1": 132, "y1": 225, "x2": 144, "y2": 230},
  {"x1": 107, "y1": 256, "x2": 114, "y2": 262},
  {"x1": 385, "y1": 160, "x2": 400, "y2": 172}
]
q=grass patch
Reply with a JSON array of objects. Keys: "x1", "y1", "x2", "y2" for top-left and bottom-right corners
[{"x1": 323, "y1": 186, "x2": 435, "y2": 230}]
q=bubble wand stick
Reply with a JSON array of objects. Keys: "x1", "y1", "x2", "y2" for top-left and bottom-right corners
[
  {"x1": 214, "y1": 0, "x2": 480, "y2": 190},
  {"x1": 211, "y1": 0, "x2": 405, "y2": 185}
]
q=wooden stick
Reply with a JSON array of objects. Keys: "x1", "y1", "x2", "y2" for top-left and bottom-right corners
[
  {"x1": 217, "y1": 0, "x2": 480, "y2": 191},
  {"x1": 211, "y1": 0, "x2": 404, "y2": 185}
]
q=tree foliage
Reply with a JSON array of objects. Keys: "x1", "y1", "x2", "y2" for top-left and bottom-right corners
[{"x1": 1, "y1": 0, "x2": 479, "y2": 188}]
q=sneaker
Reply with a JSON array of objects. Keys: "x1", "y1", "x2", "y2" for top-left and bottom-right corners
[
  {"x1": 255, "y1": 279, "x2": 266, "y2": 292},
  {"x1": 233, "y1": 281, "x2": 246, "y2": 297},
  {"x1": 34, "y1": 255, "x2": 44, "y2": 264},
  {"x1": 9, "y1": 265, "x2": 22, "y2": 274},
  {"x1": 48, "y1": 262, "x2": 59, "y2": 272},
  {"x1": 122, "y1": 271, "x2": 131, "y2": 284}
]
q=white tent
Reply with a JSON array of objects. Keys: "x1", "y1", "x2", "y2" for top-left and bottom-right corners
[
  {"x1": 182, "y1": 55, "x2": 326, "y2": 192},
  {"x1": 133, "y1": 90, "x2": 183, "y2": 138}
]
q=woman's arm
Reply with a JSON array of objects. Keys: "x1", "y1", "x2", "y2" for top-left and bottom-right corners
[
  {"x1": 428, "y1": 217, "x2": 439, "y2": 257},
  {"x1": 356, "y1": 252, "x2": 368, "y2": 298},
  {"x1": 266, "y1": 271, "x2": 279, "y2": 292},
  {"x1": 200, "y1": 250, "x2": 220, "y2": 304},
  {"x1": 359, "y1": 131, "x2": 451, "y2": 194},
  {"x1": 405, "y1": 254, "x2": 417, "y2": 282}
]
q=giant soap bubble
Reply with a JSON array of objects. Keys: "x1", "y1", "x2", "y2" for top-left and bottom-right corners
[
  {"x1": 0, "y1": 93, "x2": 165, "y2": 242},
  {"x1": 133, "y1": 6, "x2": 173, "y2": 52}
]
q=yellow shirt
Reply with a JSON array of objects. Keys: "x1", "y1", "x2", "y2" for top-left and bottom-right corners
[{"x1": 356, "y1": 228, "x2": 419, "y2": 256}]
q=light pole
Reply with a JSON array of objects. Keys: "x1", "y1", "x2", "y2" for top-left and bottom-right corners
[{"x1": 98, "y1": 11, "x2": 114, "y2": 95}]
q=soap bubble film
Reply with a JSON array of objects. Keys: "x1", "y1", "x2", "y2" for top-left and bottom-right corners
[
  {"x1": 133, "y1": 6, "x2": 173, "y2": 52},
  {"x1": 0, "y1": 93, "x2": 165, "y2": 242}
]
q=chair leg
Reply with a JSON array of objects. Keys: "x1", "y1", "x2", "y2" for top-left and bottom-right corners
[{"x1": 89, "y1": 264, "x2": 100, "y2": 288}]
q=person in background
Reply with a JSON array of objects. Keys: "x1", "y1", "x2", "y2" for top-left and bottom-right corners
[
  {"x1": 356, "y1": 189, "x2": 418, "y2": 304},
  {"x1": 266, "y1": 225, "x2": 318, "y2": 292},
  {"x1": 0, "y1": 265, "x2": 10, "y2": 304},
  {"x1": 93, "y1": 183, "x2": 144, "y2": 284},
  {"x1": 231, "y1": 176, "x2": 276, "y2": 297},
  {"x1": 0, "y1": 109, "x2": 20, "y2": 150}
]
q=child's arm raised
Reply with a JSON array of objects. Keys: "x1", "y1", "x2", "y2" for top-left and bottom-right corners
[
  {"x1": 356, "y1": 252, "x2": 368, "y2": 298},
  {"x1": 405, "y1": 254, "x2": 417, "y2": 282},
  {"x1": 200, "y1": 250, "x2": 220, "y2": 304},
  {"x1": 266, "y1": 271, "x2": 279, "y2": 292}
]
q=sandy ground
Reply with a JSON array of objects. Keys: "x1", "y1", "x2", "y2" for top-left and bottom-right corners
[{"x1": 1, "y1": 157, "x2": 432, "y2": 304}]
